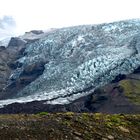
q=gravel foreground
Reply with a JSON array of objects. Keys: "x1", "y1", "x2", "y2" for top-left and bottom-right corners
[{"x1": 0, "y1": 113, "x2": 139, "y2": 140}]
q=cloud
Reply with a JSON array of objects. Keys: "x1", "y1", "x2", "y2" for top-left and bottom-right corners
[
  {"x1": 0, "y1": 16, "x2": 16, "y2": 40},
  {"x1": 0, "y1": 15, "x2": 16, "y2": 30}
]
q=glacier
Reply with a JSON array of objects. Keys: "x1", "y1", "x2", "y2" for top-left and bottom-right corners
[{"x1": 0, "y1": 19, "x2": 140, "y2": 107}]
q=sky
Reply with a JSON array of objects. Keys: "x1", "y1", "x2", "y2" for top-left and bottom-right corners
[{"x1": 0, "y1": 0, "x2": 140, "y2": 37}]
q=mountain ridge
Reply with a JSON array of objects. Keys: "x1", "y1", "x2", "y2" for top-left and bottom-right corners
[{"x1": 0, "y1": 19, "x2": 140, "y2": 113}]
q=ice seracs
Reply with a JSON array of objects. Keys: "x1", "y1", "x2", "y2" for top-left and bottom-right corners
[{"x1": 0, "y1": 19, "x2": 140, "y2": 107}]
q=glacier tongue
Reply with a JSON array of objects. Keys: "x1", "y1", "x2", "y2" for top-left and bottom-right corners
[{"x1": 0, "y1": 19, "x2": 140, "y2": 107}]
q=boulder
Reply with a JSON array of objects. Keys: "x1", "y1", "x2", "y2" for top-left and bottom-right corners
[{"x1": 8, "y1": 37, "x2": 26, "y2": 47}]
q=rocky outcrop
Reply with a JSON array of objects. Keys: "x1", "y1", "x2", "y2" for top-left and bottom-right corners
[
  {"x1": 0, "y1": 37, "x2": 26, "y2": 99},
  {"x1": 25, "y1": 30, "x2": 44, "y2": 35},
  {"x1": 20, "y1": 30, "x2": 49, "y2": 43},
  {"x1": 0, "y1": 31, "x2": 48, "y2": 99},
  {"x1": 8, "y1": 37, "x2": 26, "y2": 47},
  {"x1": 0, "y1": 46, "x2": 11, "y2": 93}
]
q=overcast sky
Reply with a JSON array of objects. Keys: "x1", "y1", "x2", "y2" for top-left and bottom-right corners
[{"x1": 0, "y1": 0, "x2": 140, "y2": 35}]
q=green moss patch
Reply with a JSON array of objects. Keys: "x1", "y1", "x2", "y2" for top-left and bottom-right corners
[
  {"x1": 0, "y1": 113, "x2": 139, "y2": 140},
  {"x1": 119, "y1": 79, "x2": 140, "y2": 105},
  {"x1": 37, "y1": 111, "x2": 49, "y2": 115}
]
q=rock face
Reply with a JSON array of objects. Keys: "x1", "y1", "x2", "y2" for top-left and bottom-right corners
[
  {"x1": 0, "y1": 46, "x2": 10, "y2": 93},
  {"x1": 0, "y1": 20, "x2": 140, "y2": 113},
  {"x1": 0, "y1": 31, "x2": 46, "y2": 99},
  {"x1": 26, "y1": 30, "x2": 44, "y2": 35},
  {"x1": 8, "y1": 37, "x2": 26, "y2": 47}
]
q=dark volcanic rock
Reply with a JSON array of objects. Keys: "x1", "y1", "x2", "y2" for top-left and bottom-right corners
[
  {"x1": 134, "y1": 66, "x2": 140, "y2": 73},
  {"x1": 8, "y1": 37, "x2": 26, "y2": 47},
  {"x1": 0, "y1": 46, "x2": 6, "y2": 51},
  {"x1": 0, "y1": 30, "x2": 50, "y2": 99},
  {"x1": 22, "y1": 61, "x2": 46, "y2": 76},
  {"x1": 30, "y1": 30, "x2": 44, "y2": 35}
]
